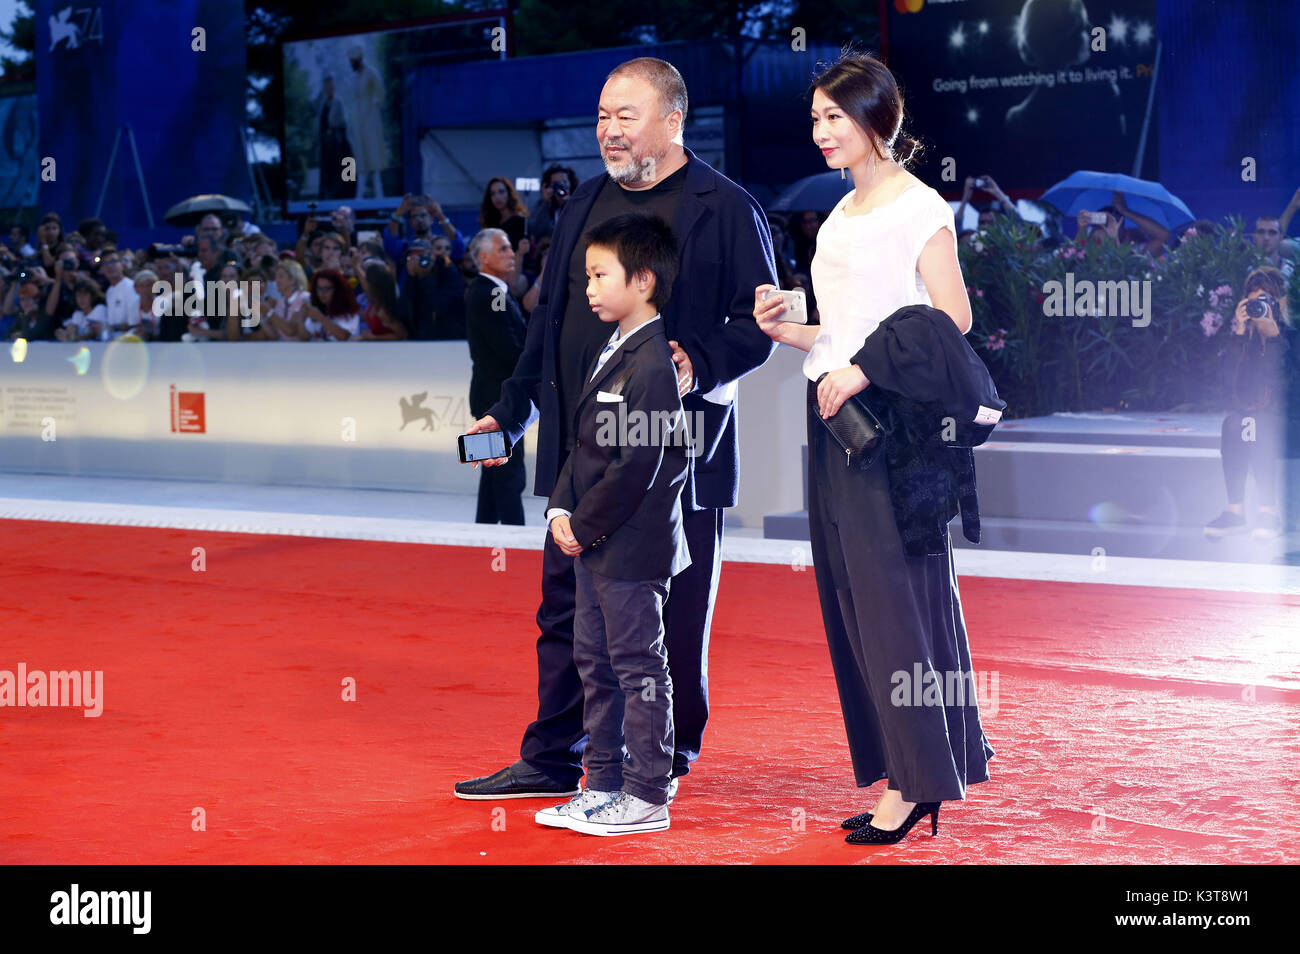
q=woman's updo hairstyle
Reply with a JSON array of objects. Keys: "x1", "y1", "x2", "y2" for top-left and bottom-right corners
[{"x1": 807, "y1": 49, "x2": 924, "y2": 168}]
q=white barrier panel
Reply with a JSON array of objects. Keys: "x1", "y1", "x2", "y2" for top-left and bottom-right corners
[{"x1": 0, "y1": 340, "x2": 537, "y2": 493}]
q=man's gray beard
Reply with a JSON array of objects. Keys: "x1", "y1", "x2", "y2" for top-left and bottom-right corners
[
  {"x1": 604, "y1": 144, "x2": 669, "y2": 185},
  {"x1": 603, "y1": 154, "x2": 641, "y2": 184}
]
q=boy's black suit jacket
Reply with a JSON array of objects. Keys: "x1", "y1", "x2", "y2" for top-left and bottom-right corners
[{"x1": 548, "y1": 320, "x2": 692, "y2": 582}]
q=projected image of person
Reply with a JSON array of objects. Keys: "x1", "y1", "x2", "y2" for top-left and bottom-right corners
[
  {"x1": 1004, "y1": 0, "x2": 1126, "y2": 165},
  {"x1": 346, "y1": 45, "x2": 386, "y2": 199},
  {"x1": 317, "y1": 74, "x2": 354, "y2": 200}
]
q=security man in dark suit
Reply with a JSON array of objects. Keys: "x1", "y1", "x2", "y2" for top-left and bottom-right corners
[
  {"x1": 455, "y1": 57, "x2": 776, "y2": 801},
  {"x1": 464, "y1": 229, "x2": 528, "y2": 525}
]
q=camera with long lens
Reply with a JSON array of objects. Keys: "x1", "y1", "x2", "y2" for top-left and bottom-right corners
[
  {"x1": 1244, "y1": 295, "x2": 1277, "y2": 319},
  {"x1": 549, "y1": 178, "x2": 569, "y2": 199}
]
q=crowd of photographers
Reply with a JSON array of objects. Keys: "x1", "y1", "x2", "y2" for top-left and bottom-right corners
[
  {"x1": 0, "y1": 163, "x2": 584, "y2": 345},
  {"x1": 9, "y1": 164, "x2": 1295, "y2": 347}
]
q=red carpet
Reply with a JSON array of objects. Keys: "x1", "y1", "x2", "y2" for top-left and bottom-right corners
[{"x1": 1, "y1": 518, "x2": 1296, "y2": 864}]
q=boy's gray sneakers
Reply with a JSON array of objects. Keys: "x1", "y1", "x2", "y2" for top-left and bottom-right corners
[
  {"x1": 566, "y1": 791, "x2": 670, "y2": 836},
  {"x1": 534, "y1": 788, "x2": 618, "y2": 828}
]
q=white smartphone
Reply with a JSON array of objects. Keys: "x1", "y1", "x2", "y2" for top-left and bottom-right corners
[{"x1": 761, "y1": 288, "x2": 808, "y2": 323}]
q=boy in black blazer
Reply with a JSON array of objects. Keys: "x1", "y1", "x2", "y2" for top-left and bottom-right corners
[{"x1": 535, "y1": 213, "x2": 691, "y2": 836}]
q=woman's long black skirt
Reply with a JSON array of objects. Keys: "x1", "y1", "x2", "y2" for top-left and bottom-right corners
[{"x1": 806, "y1": 381, "x2": 995, "y2": 803}]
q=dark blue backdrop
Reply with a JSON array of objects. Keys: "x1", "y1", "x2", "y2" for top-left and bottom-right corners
[
  {"x1": 34, "y1": 0, "x2": 249, "y2": 231},
  {"x1": 1156, "y1": 0, "x2": 1300, "y2": 228}
]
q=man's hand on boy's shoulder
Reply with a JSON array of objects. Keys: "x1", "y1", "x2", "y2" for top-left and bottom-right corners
[
  {"x1": 668, "y1": 340, "x2": 695, "y2": 396},
  {"x1": 549, "y1": 513, "x2": 583, "y2": 556}
]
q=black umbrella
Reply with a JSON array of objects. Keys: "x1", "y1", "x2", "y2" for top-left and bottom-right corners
[
  {"x1": 163, "y1": 194, "x2": 254, "y2": 228},
  {"x1": 767, "y1": 171, "x2": 853, "y2": 213}
]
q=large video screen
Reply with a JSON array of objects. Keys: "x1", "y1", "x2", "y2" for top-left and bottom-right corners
[
  {"x1": 281, "y1": 16, "x2": 502, "y2": 213},
  {"x1": 887, "y1": 0, "x2": 1159, "y2": 192}
]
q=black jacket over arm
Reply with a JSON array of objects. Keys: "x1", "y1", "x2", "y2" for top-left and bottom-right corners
[
  {"x1": 486, "y1": 146, "x2": 777, "y2": 511},
  {"x1": 849, "y1": 304, "x2": 1007, "y2": 556},
  {"x1": 549, "y1": 321, "x2": 691, "y2": 582}
]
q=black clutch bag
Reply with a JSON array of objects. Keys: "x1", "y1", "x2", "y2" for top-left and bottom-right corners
[{"x1": 813, "y1": 373, "x2": 886, "y2": 469}]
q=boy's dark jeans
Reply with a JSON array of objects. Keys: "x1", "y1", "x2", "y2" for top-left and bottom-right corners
[{"x1": 571, "y1": 558, "x2": 674, "y2": 806}]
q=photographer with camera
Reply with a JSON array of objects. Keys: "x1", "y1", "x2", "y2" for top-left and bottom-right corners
[
  {"x1": 1204, "y1": 267, "x2": 1296, "y2": 541},
  {"x1": 293, "y1": 204, "x2": 332, "y2": 269},
  {"x1": 383, "y1": 194, "x2": 465, "y2": 280},
  {"x1": 3, "y1": 280, "x2": 58, "y2": 341},
  {"x1": 43, "y1": 248, "x2": 82, "y2": 326},
  {"x1": 957, "y1": 174, "x2": 1021, "y2": 231},
  {"x1": 75, "y1": 218, "x2": 110, "y2": 269},
  {"x1": 1075, "y1": 190, "x2": 1170, "y2": 257},
  {"x1": 0, "y1": 242, "x2": 26, "y2": 283},
  {"x1": 398, "y1": 237, "x2": 466, "y2": 340},
  {"x1": 527, "y1": 165, "x2": 578, "y2": 246},
  {"x1": 330, "y1": 206, "x2": 357, "y2": 247}
]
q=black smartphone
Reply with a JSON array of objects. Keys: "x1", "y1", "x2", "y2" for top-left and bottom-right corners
[{"x1": 458, "y1": 431, "x2": 511, "y2": 462}]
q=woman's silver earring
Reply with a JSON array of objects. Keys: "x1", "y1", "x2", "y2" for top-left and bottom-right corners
[{"x1": 840, "y1": 167, "x2": 846, "y2": 180}]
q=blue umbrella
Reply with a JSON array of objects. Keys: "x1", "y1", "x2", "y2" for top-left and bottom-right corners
[
  {"x1": 767, "y1": 171, "x2": 854, "y2": 213},
  {"x1": 1040, "y1": 171, "x2": 1194, "y2": 231}
]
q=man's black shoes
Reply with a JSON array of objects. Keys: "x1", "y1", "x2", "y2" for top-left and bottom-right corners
[{"x1": 454, "y1": 761, "x2": 581, "y2": 800}]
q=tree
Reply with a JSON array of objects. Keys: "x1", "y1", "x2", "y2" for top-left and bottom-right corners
[{"x1": 0, "y1": 0, "x2": 35, "y2": 79}]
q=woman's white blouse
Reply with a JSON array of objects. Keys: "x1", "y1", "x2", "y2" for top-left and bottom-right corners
[
  {"x1": 305, "y1": 311, "x2": 361, "y2": 340},
  {"x1": 803, "y1": 184, "x2": 956, "y2": 382}
]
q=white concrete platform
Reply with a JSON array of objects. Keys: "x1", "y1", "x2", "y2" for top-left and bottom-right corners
[{"x1": 2, "y1": 474, "x2": 1297, "y2": 596}]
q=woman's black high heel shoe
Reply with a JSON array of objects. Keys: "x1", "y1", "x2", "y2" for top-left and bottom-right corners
[
  {"x1": 841, "y1": 811, "x2": 873, "y2": 830},
  {"x1": 844, "y1": 801, "x2": 940, "y2": 845}
]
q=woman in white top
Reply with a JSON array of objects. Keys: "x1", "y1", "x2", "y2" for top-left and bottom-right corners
[
  {"x1": 297, "y1": 267, "x2": 361, "y2": 341},
  {"x1": 252, "y1": 259, "x2": 311, "y2": 340},
  {"x1": 56, "y1": 279, "x2": 108, "y2": 341},
  {"x1": 754, "y1": 53, "x2": 994, "y2": 846}
]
